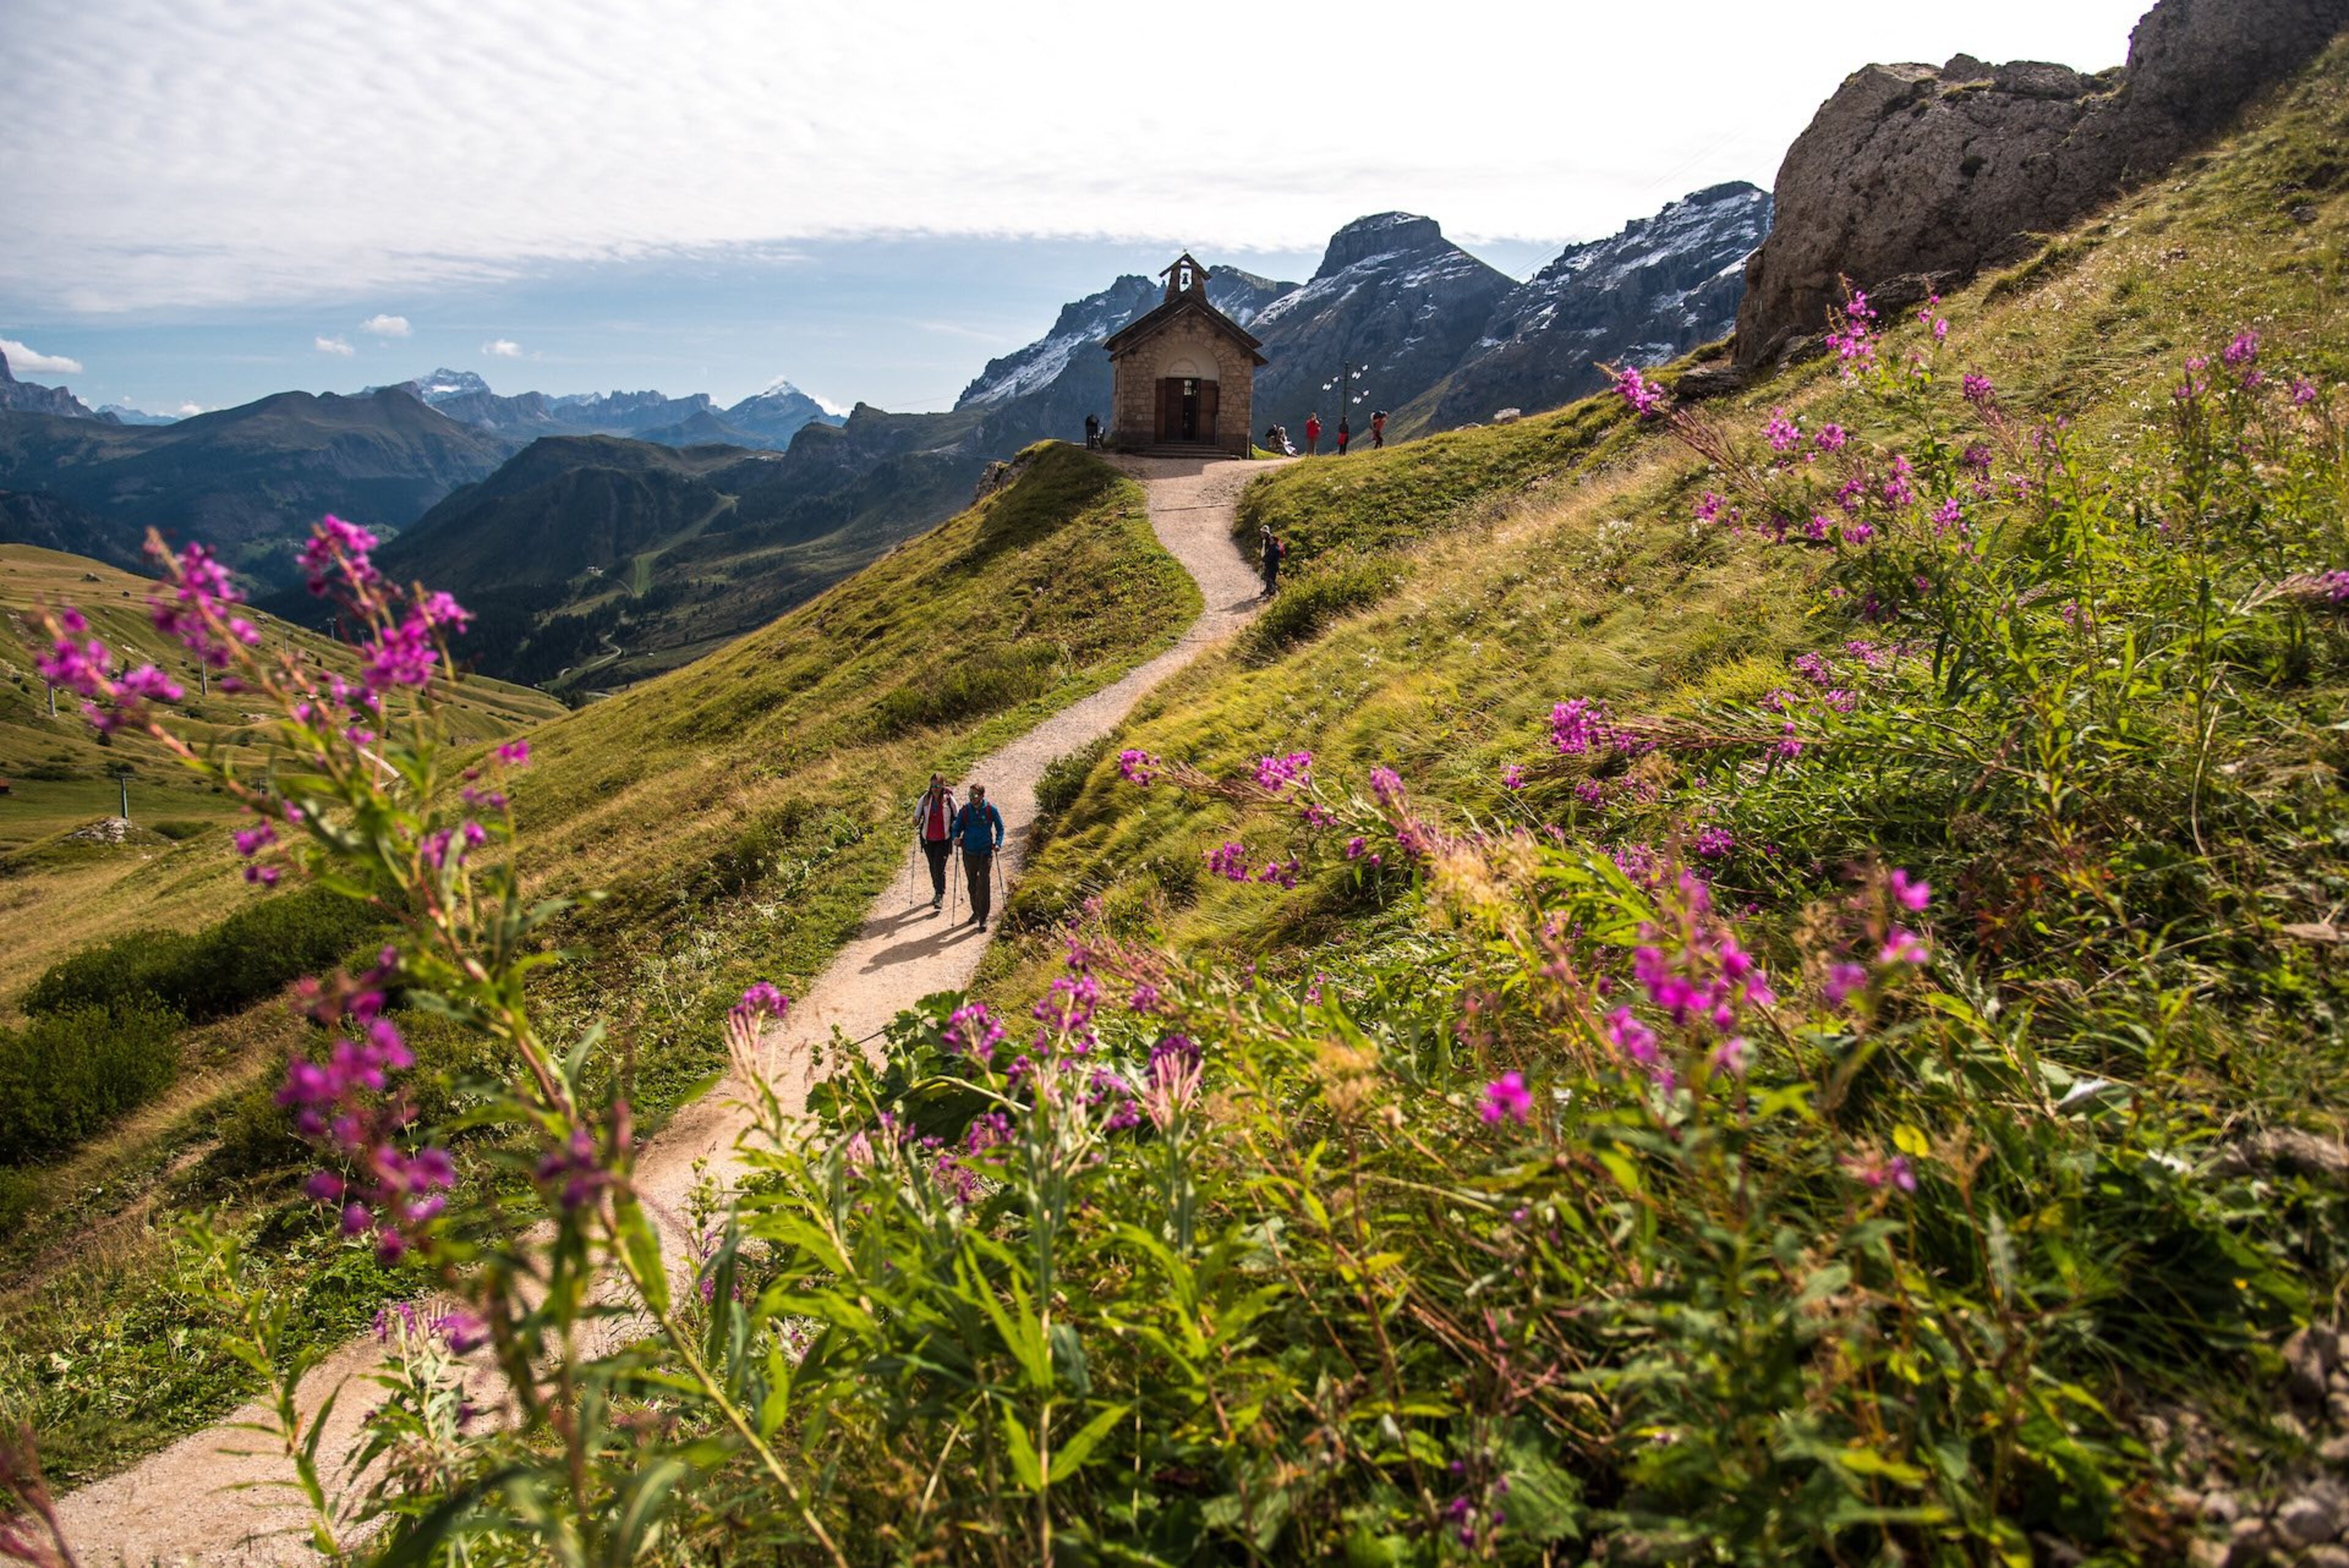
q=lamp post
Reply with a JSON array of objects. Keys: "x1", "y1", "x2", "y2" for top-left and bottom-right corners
[{"x1": 1320, "y1": 346, "x2": 1373, "y2": 434}]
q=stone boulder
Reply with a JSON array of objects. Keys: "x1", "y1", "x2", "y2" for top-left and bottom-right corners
[{"x1": 1734, "y1": 0, "x2": 2349, "y2": 366}]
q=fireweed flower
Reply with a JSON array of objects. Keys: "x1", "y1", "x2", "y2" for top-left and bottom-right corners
[
  {"x1": 1693, "y1": 826, "x2": 1734, "y2": 859},
  {"x1": 1764, "y1": 409, "x2": 1801, "y2": 453},
  {"x1": 738, "y1": 982, "x2": 790, "y2": 1020},
  {"x1": 1610, "y1": 364, "x2": 1666, "y2": 418},
  {"x1": 1962, "y1": 373, "x2": 1995, "y2": 405},
  {"x1": 1813, "y1": 423, "x2": 1848, "y2": 453},
  {"x1": 1693, "y1": 491, "x2": 1724, "y2": 524},
  {"x1": 1846, "y1": 1152, "x2": 1918, "y2": 1194},
  {"x1": 944, "y1": 1001, "x2": 1004, "y2": 1063},
  {"x1": 1501, "y1": 763, "x2": 1526, "y2": 791},
  {"x1": 1480, "y1": 1071, "x2": 1533, "y2": 1125},
  {"x1": 1368, "y1": 765, "x2": 1406, "y2": 807},
  {"x1": 1205, "y1": 841, "x2": 1251, "y2": 881},
  {"x1": 1116, "y1": 747, "x2": 1159, "y2": 786},
  {"x1": 2292, "y1": 376, "x2": 2321, "y2": 407},
  {"x1": 1549, "y1": 698, "x2": 1609, "y2": 755},
  {"x1": 1253, "y1": 750, "x2": 1313, "y2": 793},
  {"x1": 495, "y1": 739, "x2": 531, "y2": 767},
  {"x1": 2223, "y1": 330, "x2": 2260, "y2": 369}
]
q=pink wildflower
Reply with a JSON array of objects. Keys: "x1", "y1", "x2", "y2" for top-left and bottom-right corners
[{"x1": 1480, "y1": 1071, "x2": 1532, "y2": 1125}]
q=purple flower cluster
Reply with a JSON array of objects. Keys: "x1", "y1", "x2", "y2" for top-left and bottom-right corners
[
  {"x1": 1611, "y1": 364, "x2": 1666, "y2": 418},
  {"x1": 1253, "y1": 749, "x2": 1313, "y2": 794},
  {"x1": 1116, "y1": 747, "x2": 1160, "y2": 786},
  {"x1": 1622, "y1": 873, "x2": 1774, "y2": 1081},
  {"x1": 1479, "y1": 1070, "x2": 1532, "y2": 1125},
  {"x1": 1549, "y1": 698, "x2": 1611, "y2": 756},
  {"x1": 1822, "y1": 868, "x2": 1934, "y2": 1010},
  {"x1": 1204, "y1": 841, "x2": 1250, "y2": 881},
  {"x1": 279, "y1": 961, "x2": 458, "y2": 1263},
  {"x1": 944, "y1": 1000, "x2": 1004, "y2": 1063}
]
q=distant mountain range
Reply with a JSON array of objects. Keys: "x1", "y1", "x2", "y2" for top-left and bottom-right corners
[
  {"x1": 382, "y1": 369, "x2": 845, "y2": 451},
  {"x1": 0, "y1": 183, "x2": 1772, "y2": 690}
]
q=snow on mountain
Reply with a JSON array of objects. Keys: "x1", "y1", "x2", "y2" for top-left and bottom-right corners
[
  {"x1": 1422, "y1": 183, "x2": 1773, "y2": 428},
  {"x1": 955, "y1": 268, "x2": 1291, "y2": 412}
]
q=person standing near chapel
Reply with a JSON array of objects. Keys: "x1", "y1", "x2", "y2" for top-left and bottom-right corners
[
  {"x1": 1337, "y1": 415, "x2": 1351, "y2": 456},
  {"x1": 956, "y1": 783, "x2": 1007, "y2": 930},
  {"x1": 1370, "y1": 410, "x2": 1387, "y2": 449},
  {"x1": 914, "y1": 773, "x2": 957, "y2": 911},
  {"x1": 1304, "y1": 412, "x2": 1321, "y2": 456}
]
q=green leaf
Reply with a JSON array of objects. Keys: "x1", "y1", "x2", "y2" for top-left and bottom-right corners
[
  {"x1": 999, "y1": 1408, "x2": 1045, "y2": 1490},
  {"x1": 1050, "y1": 1401, "x2": 1131, "y2": 1479},
  {"x1": 614, "y1": 1196, "x2": 669, "y2": 1317}
]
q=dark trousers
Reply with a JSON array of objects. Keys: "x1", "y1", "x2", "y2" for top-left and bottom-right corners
[
  {"x1": 922, "y1": 837, "x2": 951, "y2": 899},
  {"x1": 964, "y1": 849, "x2": 994, "y2": 924}
]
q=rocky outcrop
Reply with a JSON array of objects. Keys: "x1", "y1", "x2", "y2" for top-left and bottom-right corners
[
  {"x1": 1735, "y1": 0, "x2": 2349, "y2": 366},
  {"x1": 0, "y1": 349, "x2": 100, "y2": 421},
  {"x1": 1249, "y1": 213, "x2": 1514, "y2": 437},
  {"x1": 1426, "y1": 182, "x2": 1772, "y2": 428}
]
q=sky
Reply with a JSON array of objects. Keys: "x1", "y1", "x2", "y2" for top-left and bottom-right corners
[{"x1": 1, "y1": 0, "x2": 2154, "y2": 418}]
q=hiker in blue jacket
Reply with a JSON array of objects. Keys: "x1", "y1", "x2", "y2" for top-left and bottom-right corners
[{"x1": 954, "y1": 783, "x2": 1007, "y2": 930}]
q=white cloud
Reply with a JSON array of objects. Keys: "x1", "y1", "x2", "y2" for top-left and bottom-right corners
[
  {"x1": 360, "y1": 312, "x2": 410, "y2": 337},
  {"x1": 481, "y1": 338, "x2": 522, "y2": 358},
  {"x1": 0, "y1": 336, "x2": 83, "y2": 375},
  {"x1": 0, "y1": 0, "x2": 2156, "y2": 312},
  {"x1": 175, "y1": 401, "x2": 206, "y2": 416},
  {"x1": 314, "y1": 333, "x2": 354, "y2": 355}
]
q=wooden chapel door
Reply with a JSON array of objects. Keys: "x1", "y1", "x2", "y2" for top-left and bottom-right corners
[{"x1": 1197, "y1": 381, "x2": 1220, "y2": 444}]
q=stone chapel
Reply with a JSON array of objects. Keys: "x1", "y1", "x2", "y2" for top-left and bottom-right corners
[{"x1": 1102, "y1": 253, "x2": 1266, "y2": 456}]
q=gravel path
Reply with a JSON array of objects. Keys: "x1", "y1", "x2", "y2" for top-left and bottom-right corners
[{"x1": 49, "y1": 453, "x2": 1275, "y2": 1566}]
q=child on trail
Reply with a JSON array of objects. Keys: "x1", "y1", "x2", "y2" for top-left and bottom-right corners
[
  {"x1": 914, "y1": 772, "x2": 957, "y2": 912},
  {"x1": 1304, "y1": 412, "x2": 1321, "y2": 456},
  {"x1": 955, "y1": 783, "x2": 1007, "y2": 930},
  {"x1": 1337, "y1": 416, "x2": 1351, "y2": 456},
  {"x1": 1370, "y1": 410, "x2": 1386, "y2": 449},
  {"x1": 1260, "y1": 526, "x2": 1284, "y2": 597}
]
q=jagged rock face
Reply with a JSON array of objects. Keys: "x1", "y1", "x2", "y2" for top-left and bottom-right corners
[
  {"x1": 0, "y1": 349, "x2": 100, "y2": 421},
  {"x1": 1735, "y1": 0, "x2": 2349, "y2": 365},
  {"x1": 1429, "y1": 183, "x2": 1772, "y2": 428},
  {"x1": 1251, "y1": 213, "x2": 1513, "y2": 437}
]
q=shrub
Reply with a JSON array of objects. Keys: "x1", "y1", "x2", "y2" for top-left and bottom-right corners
[
  {"x1": 21, "y1": 886, "x2": 385, "y2": 1022},
  {"x1": 148, "y1": 818, "x2": 212, "y2": 841},
  {"x1": 1237, "y1": 555, "x2": 1400, "y2": 662},
  {"x1": 0, "y1": 1000, "x2": 183, "y2": 1160},
  {"x1": 1032, "y1": 736, "x2": 1110, "y2": 838},
  {"x1": 871, "y1": 643, "x2": 1061, "y2": 736}
]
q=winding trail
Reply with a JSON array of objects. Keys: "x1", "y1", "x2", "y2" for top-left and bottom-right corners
[{"x1": 50, "y1": 454, "x2": 1274, "y2": 1566}]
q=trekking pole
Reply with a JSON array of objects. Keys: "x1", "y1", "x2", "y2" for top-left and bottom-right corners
[{"x1": 948, "y1": 845, "x2": 959, "y2": 924}]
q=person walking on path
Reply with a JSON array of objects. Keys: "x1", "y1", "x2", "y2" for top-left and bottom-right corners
[
  {"x1": 955, "y1": 783, "x2": 1007, "y2": 930},
  {"x1": 1304, "y1": 412, "x2": 1321, "y2": 456},
  {"x1": 1084, "y1": 413, "x2": 1102, "y2": 449},
  {"x1": 1337, "y1": 416, "x2": 1351, "y2": 456},
  {"x1": 913, "y1": 773, "x2": 957, "y2": 912},
  {"x1": 1370, "y1": 410, "x2": 1386, "y2": 449},
  {"x1": 1259, "y1": 525, "x2": 1284, "y2": 598}
]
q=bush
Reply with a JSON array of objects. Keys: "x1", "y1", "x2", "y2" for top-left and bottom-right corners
[
  {"x1": 21, "y1": 886, "x2": 386, "y2": 1022},
  {"x1": 871, "y1": 643, "x2": 1061, "y2": 736},
  {"x1": 148, "y1": 819, "x2": 213, "y2": 841},
  {"x1": 0, "y1": 1167, "x2": 39, "y2": 1232},
  {"x1": 0, "y1": 1000, "x2": 184, "y2": 1160},
  {"x1": 1033, "y1": 736, "x2": 1110, "y2": 837},
  {"x1": 1237, "y1": 555, "x2": 1400, "y2": 662}
]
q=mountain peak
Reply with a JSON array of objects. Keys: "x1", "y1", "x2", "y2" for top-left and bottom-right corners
[
  {"x1": 0, "y1": 348, "x2": 14, "y2": 385},
  {"x1": 1317, "y1": 213, "x2": 1447, "y2": 278}
]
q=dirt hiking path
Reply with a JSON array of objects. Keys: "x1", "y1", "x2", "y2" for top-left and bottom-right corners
[{"x1": 50, "y1": 454, "x2": 1274, "y2": 1566}]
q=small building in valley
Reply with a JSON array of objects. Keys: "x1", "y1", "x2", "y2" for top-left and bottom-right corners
[{"x1": 1103, "y1": 254, "x2": 1266, "y2": 456}]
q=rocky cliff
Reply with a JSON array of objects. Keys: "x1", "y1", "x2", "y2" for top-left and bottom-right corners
[
  {"x1": 0, "y1": 349, "x2": 100, "y2": 421},
  {"x1": 1735, "y1": 0, "x2": 2349, "y2": 364},
  {"x1": 1250, "y1": 214, "x2": 1514, "y2": 438},
  {"x1": 1422, "y1": 183, "x2": 1771, "y2": 429}
]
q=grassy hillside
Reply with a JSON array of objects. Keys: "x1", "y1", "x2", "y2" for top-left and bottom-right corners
[
  {"x1": 990, "y1": 45, "x2": 2349, "y2": 1008},
  {"x1": 0, "y1": 442, "x2": 1200, "y2": 1485},
  {"x1": 0, "y1": 542, "x2": 563, "y2": 1005}
]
